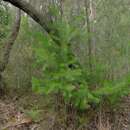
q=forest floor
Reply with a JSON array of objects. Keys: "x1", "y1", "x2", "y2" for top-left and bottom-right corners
[
  {"x1": 0, "y1": 91, "x2": 55, "y2": 130},
  {"x1": 0, "y1": 91, "x2": 130, "y2": 130}
]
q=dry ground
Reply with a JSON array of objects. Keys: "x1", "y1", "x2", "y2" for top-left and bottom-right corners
[{"x1": 0, "y1": 92, "x2": 130, "y2": 130}]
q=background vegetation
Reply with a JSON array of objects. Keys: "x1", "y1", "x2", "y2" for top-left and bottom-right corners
[{"x1": 0, "y1": 0, "x2": 130, "y2": 130}]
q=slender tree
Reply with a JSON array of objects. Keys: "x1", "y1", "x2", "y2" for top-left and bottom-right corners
[
  {"x1": 84, "y1": 0, "x2": 93, "y2": 72},
  {"x1": 0, "y1": 7, "x2": 21, "y2": 90}
]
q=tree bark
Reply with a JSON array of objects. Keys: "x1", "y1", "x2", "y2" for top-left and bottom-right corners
[
  {"x1": 0, "y1": 7, "x2": 21, "y2": 90},
  {"x1": 84, "y1": 0, "x2": 93, "y2": 73},
  {"x1": 3, "y1": 0, "x2": 50, "y2": 33}
]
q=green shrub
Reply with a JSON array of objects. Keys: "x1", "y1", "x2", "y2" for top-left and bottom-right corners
[{"x1": 31, "y1": 17, "x2": 130, "y2": 110}]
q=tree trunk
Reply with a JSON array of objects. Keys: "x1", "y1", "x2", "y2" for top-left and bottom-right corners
[
  {"x1": 0, "y1": 7, "x2": 21, "y2": 92},
  {"x1": 3, "y1": 0, "x2": 50, "y2": 33},
  {"x1": 84, "y1": 0, "x2": 93, "y2": 73}
]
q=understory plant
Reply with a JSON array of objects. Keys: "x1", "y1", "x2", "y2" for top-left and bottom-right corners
[{"x1": 31, "y1": 17, "x2": 130, "y2": 110}]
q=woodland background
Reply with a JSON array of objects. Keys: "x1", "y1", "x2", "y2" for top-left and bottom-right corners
[{"x1": 0, "y1": 0, "x2": 130, "y2": 130}]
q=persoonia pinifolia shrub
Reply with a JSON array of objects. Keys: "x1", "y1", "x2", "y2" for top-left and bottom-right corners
[{"x1": 31, "y1": 17, "x2": 130, "y2": 110}]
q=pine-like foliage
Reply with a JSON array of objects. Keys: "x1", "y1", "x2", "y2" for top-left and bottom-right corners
[{"x1": 30, "y1": 7, "x2": 130, "y2": 110}]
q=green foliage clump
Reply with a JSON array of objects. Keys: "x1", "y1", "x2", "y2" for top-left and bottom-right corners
[
  {"x1": 0, "y1": 2, "x2": 11, "y2": 40},
  {"x1": 31, "y1": 17, "x2": 130, "y2": 110},
  {"x1": 30, "y1": 5, "x2": 130, "y2": 110},
  {"x1": 25, "y1": 109, "x2": 41, "y2": 122}
]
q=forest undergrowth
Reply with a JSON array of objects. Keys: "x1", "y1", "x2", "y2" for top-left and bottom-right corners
[{"x1": 0, "y1": 91, "x2": 130, "y2": 130}]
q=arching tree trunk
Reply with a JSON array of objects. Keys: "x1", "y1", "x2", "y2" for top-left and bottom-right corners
[
  {"x1": 3, "y1": 0, "x2": 50, "y2": 33},
  {"x1": 0, "y1": 7, "x2": 21, "y2": 91}
]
